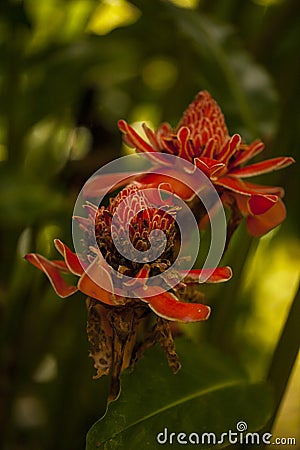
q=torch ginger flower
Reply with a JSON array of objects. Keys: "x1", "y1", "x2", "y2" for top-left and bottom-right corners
[
  {"x1": 26, "y1": 184, "x2": 232, "y2": 399},
  {"x1": 103, "y1": 91, "x2": 295, "y2": 240}
]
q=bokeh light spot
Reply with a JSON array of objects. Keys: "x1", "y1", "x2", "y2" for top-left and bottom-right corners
[
  {"x1": 86, "y1": 0, "x2": 141, "y2": 35},
  {"x1": 142, "y1": 57, "x2": 178, "y2": 91}
]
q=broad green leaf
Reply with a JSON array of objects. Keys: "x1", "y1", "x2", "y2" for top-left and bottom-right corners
[{"x1": 86, "y1": 338, "x2": 273, "y2": 449}]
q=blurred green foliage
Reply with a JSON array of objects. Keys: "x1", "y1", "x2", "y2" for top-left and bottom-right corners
[{"x1": 0, "y1": 0, "x2": 299, "y2": 449}]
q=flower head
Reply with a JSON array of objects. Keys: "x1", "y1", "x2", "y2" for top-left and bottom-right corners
[
  {"x1": 115, "y1": 91, "x2": 294, "y2": 238},
  {"x1": 26, "y1": 183, "x2": 232, "y2": 399},
  {"x1": 26, "y1": 184, "x2": 231, "y2": 319}
]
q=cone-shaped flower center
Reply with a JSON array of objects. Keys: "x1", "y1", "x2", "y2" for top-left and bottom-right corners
[{"x1": 94, "y1": 185, "x2": 178, "y2": 278}]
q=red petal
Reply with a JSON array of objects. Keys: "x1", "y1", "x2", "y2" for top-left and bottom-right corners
[
  {"x1": 142, "y1": 123, "x2": 160, "y2": 150},
  {"x1": 118, "y1": 120, "x2": 170, "y2": 165},
  {"x1": 83, "y1": 172, "x2": 138, "y2": 198},
  {"x1": 177, "y1": 126, "x2": 194, "y2": 160},
  {"x1": 194, "y1": 157, "x2": 226, "y2": 179},
  {"x1": 118, "y1": 120, "x2": 156, "y2": 153},
  {"x1": 25, "y1": 253, "x2": 78, "y2": 297},
  {"x1": 231, "y1": 140, "x2": 264, "y2": 167},
  {"x1": 83, "y1": 202, "x2": 98, "y2": 215},
  {"x1": 77, "y1": 258, "x2": 116, "y2": 305},
  {"x1": 201, "y1": 137, "x2": 216, "y2": 158},
  {"x1": 73, "y1": 216, "x2": 90, "y2": 232},
  {"x1": 246, "y1": 198, "x2": 287, "y2": 237},
  {"x1": 230, "y1": 157, "x2": 295, "y2": 178},
  {"x1": 138, "y1": 287, "x2": 210, "y2": 322},
  {"x1": 134, "y1": 171, "x2": 195, "y2": 201},
  {"x1": 218, "y1": 134, "x2": 241, "y2": 164},
  {"x1": 83, "y1": 157, "x2": 176, "y2": 199},
  {"x1": 51, "y1": 260, "x2": 70, "y2": 271},
  {"x1": 54, "y1": 239, "x2": 85, "y2": 275},
  {"x1": 248, "y1": 194, "x2": 278, "y2": 215},
  {"x1": 124, "y1": 265, "x2": 150, "y2": 288},
  {"x1": 183, "y1": 266, "x2": 233, "y2": 283},
  {"x1": 25, "y1": 253, "x2": 69, "y2": 272},
  {"x1": 216, "y1": 176, "x2": 284, "y2": 197}
]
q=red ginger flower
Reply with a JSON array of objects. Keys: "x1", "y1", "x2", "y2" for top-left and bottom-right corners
[
  {"x1": 26, "y1": 184, "x2": 232, "y2": 398},
  {"x1": 114, "y1": 91, "x2": 294, "y2": 238},
  {"x1": 26, "y1": 184, "x2": 231, "y2": 320}
]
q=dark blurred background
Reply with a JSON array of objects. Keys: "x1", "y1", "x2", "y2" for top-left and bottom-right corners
[{"x1": 0, "y1": 0, "x2": 299, "y2": 449}]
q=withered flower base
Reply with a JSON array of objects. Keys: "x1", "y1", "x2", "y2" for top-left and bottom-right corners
[{"x1": 87, "y1": 298, "x2": 180, "y2": 400}]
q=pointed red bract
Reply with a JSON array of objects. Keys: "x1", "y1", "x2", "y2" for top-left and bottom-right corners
[
  {"x1": 194, "y1": 157, "x2": 226, "y2": 179},
  {"x1": 138, "y1": 287, "x2": 211, "y2": 322},
  {"x1": 118, "y1": 119, "x2": 156, "y2": 154},
  {"x1": 248, "y1": 194, "x2": 278, "y2": 215},
  {"x1": 25, "y1": 253, "x2": 78, "y2": 298},
  {"x1": 215, "y1": 176, "x2": 284, "y2": 197},
  {"x1": 77, "y1": 258, "x2": 117, "y2": 306},
  {"x1": 54, "y1": 239, "x2": 85, "y2": 275},
  {"x1": 230, "y1": 157, "x2": 294, "y2": 178},
  {"x1": 246, "y1": 198, "x2": 287, "y2": 237},
  {"x1": 234, "y1": 194, "x2": 287, "y2": 237},
  {"x1": 84, "y1": 172, "x2": 140, "y2": 197},
  {"x1": 230, "y1": 140, "x2": 265, "y2": 167},
  {"x1": 135, "y1": 171, "x2": 195, "y2": 201},
  {"x1": 182, "y1": 266, "x2": 233, "y2": 284}
]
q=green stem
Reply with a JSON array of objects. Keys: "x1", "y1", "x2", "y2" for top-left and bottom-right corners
[
  {"x1": 264, "y1": 282, "x2": 300, "y2": 430},
  {"x1": 241, "y1": 282, "x2": 300, "y2": 449},
  {"x1": 209, "y1": 230, "x2": 254, "y2": 349}
]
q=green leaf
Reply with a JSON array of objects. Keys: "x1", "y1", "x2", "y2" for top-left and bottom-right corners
[{"x1": 86, "y1": 338, "x2": 273, "y2": 450}]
